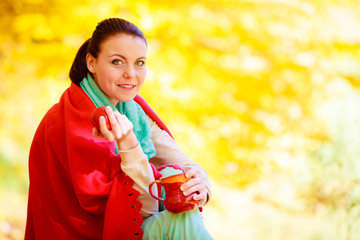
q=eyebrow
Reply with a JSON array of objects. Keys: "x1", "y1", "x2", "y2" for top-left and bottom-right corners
[{"x1": 109, "y1": 54, "x2": 146, "y2": 60}]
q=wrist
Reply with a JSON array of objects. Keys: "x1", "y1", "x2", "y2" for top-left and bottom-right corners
[{"x1": 117, "y1": 131, "x2": 139, "y2": 151}]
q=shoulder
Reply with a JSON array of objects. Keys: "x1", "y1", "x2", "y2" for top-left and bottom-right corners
[{"x1": 134, "y1": 95, "x2": 173, "y2": 139}]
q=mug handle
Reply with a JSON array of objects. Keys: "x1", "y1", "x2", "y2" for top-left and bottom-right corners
[{"x1": 149, "y1": 180, "x2": 164, "y2": 203}]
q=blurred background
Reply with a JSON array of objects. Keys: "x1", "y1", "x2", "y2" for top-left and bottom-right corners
[{"x1": 1, "y1": 0, "x2": 360, "y2": 239}]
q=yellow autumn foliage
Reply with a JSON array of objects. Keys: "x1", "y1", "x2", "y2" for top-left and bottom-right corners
[{"x1": 1, "y1": 0, "x2": 360, "y2": 239}]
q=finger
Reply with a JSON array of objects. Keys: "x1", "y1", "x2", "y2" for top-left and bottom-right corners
[
  {"x1": 181, "y1": 176, "x2": 202, "y2": 192},
  {"x1": 105, "y1": 106, "x2": 120, "y2": 131},
  {"x1": 113, "y1": 110, "x2": 122, "y2": 122},
  {"x1": 99, "y1": 116, "x2": 115, "y2": 141},
  {"x1": 92, "y1": 127, "x2": 100, "y2": 137},
  {"x1": 124, "y1": 116, "x2": 134, "y2": 132},
  {"x1": 114, "y1": 114, "x2": 132, "y2": 140},
  {"x1": 193, "y1": 191, "x2": 208, "y2": 207},
  {"x1": 113, "y1": 113, "x2": 125, "y2": 140},
  {"x1": 115, "y1": 113, "x2": 133, "y2": 131},
  {"x1": 182, "y1": 181, "x2": 206, "y2": 196},
  {"x1": 185, "y1": 169, "x2": 197, "y2": 179}
]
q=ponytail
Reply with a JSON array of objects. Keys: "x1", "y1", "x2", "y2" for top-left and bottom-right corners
[{"x1": 69, "y1": 38, "x2": 91, "y2": 85}]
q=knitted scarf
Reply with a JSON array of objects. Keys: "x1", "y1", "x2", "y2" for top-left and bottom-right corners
[{"x1": 80, "y1": 73, "x2": 155, "y2": 158}]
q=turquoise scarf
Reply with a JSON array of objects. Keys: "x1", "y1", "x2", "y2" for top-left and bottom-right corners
[{"x1": 80, "y1": 73, "x2": 156, "y2": 158}]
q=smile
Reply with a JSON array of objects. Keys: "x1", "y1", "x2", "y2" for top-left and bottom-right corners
[{"x1": 119, "y1": 84, "x2": 135, "y2": 89}]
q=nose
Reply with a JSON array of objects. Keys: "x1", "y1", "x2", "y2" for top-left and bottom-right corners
[{"x1": 123, "y1": 65, "x2": 135, "y2": 79}]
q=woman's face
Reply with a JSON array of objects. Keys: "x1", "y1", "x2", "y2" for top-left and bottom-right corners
[{"x1": 86, "y1": 33, "x2": 147, "y2": 105}]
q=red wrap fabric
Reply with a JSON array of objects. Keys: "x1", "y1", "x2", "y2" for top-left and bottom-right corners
[{"x1": 25, "y1": 83, "x2": 171, "y2": 239}]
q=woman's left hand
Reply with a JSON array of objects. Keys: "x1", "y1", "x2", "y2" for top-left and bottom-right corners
[{"x1": 180, "y1": 169, "x2": 208, "y2": 207}]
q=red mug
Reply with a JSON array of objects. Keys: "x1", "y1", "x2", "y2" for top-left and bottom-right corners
[{"x1": 149, "y1": 173, "x2": 199, "y2": 214}]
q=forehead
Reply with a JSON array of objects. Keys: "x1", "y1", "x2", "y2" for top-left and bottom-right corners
[{"x1": 99, "y1": 33, "x2": 147, "y2": 57}]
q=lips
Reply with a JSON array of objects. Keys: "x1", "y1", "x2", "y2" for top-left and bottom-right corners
[{"x1": 118, "y1": 84, "x2": 135, "y2": 89}]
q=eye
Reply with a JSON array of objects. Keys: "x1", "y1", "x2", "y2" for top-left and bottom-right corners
[
  {"x1": 112, "y1": 59, "x2": 123, "y2": 65},
  {"x1": 135, "y1": 60, "x2": 145, "y2": 66}
]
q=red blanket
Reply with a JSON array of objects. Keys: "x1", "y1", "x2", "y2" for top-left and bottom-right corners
[{"x1": 25, "y1": 83, "x2": 170, "y2": 239}]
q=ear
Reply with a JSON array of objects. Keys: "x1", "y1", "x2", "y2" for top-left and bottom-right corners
[{"x1": 86, "y1": 53, "x2": 96, "y2": 74}]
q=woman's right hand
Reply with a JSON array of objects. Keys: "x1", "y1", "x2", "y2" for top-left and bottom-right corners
[{"x1": 92, "y1": 106, "x2": 139, "y2": 150}]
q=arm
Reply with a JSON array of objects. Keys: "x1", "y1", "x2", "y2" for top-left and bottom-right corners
[
  {"x1": 93, "y1": 106, "x2": 159, "y2": 218},
  {"x1": 147, "y1": 116, "x2": 212, "y2": 206},
  {"x1": 118, "y1": 144, "x2": 158, "y2": 218}
]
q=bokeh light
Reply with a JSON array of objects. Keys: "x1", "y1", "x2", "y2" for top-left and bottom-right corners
[{"x1": 1, "y1": 0, "x2": 360, "y2": 239}]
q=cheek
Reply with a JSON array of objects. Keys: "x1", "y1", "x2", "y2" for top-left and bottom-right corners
[
  {"x1": 139, "y1": 75, "x2": 146, "y2": 87},
  {"x1": 98, "y1": 68, "x2": 116, "y2": 82},
  {"x1": 139, "y1": 69, "x2": 147, "y2": 83}
]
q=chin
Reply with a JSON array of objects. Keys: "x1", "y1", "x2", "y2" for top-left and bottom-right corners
[{"x1": 118, "y1": 95, "x2": 136, "y2": 102}]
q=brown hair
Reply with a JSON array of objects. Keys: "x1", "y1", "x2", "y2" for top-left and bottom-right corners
[{"x1": 69, "y1": 18, "x2": 147, "y2": 85}]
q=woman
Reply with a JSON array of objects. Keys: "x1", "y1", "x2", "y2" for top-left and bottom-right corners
[{"x1": 25, "y1": 18, "x2": 212, "y2": 239}]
